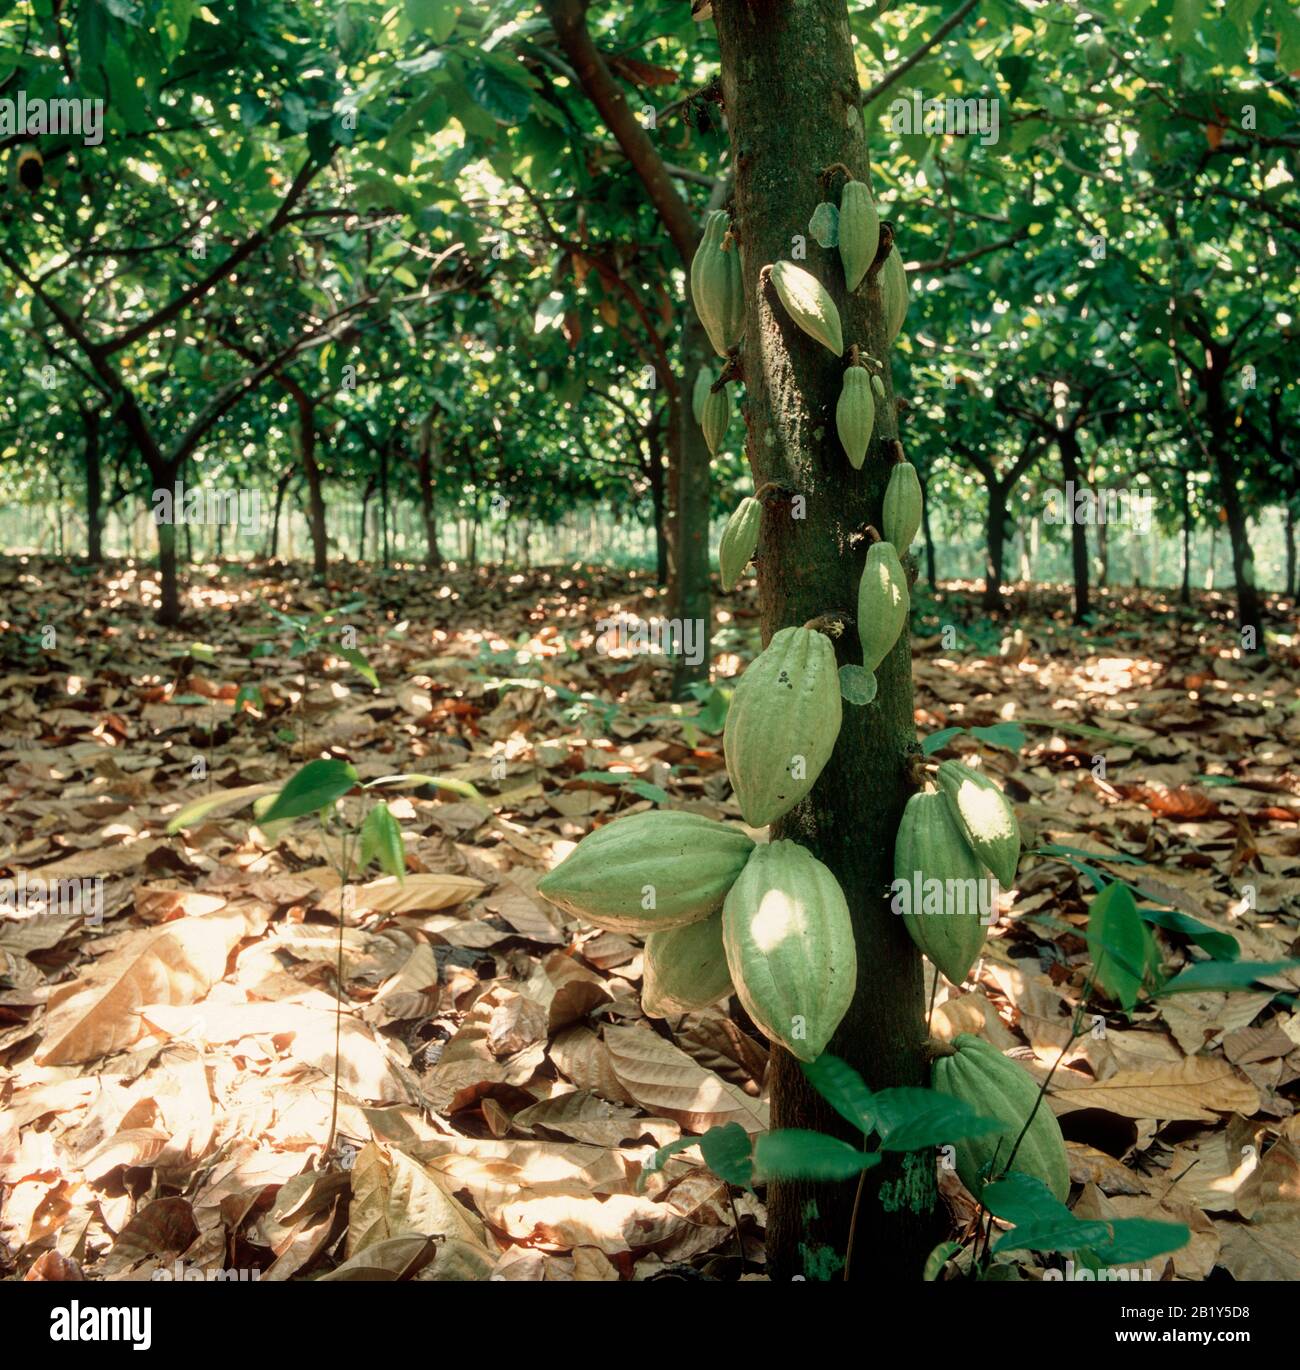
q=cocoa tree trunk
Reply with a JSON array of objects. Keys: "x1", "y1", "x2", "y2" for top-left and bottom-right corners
[
  {"x1": 1058, "y1": 428, "x2": 1089, "y2": 623},
  {"x1": 714, "y1": 0, "x2": 937, "y2": 1283},
  {"x1": 916, "y1": 461, "x2": 937, "y2": 587},
  {"x1": 1180, "y1": 472, "x2": 1193, "y2": 607},
  {"x1": 82, "y1": 406, "x2": 103, "y2": 565},
  {"x1": 646, "y1": 422, "x2": 670, "y2": 588},
  {"x1": 418, "y1": 412, "x2": 442, "y2": 570},
  {"x1": 982, "y1": 480, "x2": 1007, "y2": 612},
  {"x1": 1203, "y1": 365, "x2": 1264, "y2": 654},
  {"x1": 672, "y1": 317, "x2": 714, "y2": 698}
]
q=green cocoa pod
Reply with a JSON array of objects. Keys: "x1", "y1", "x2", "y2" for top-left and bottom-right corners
[
  {"x1": 935, "y1": 760, "x2": 1021, "y2": 888},
  {"x1": 691, "y1": 210, "x2": 744, "y2": 358},
  {"x1": 882, "y1": 460, "x2": 923, "y2": 554},
  {"x1": 880, "y1": 246, "x2": 909, "y2": 345},
  {"x1": 893, "y1": 787, "x2": 988, "y2": 985},
  {"x1": 642, "y1": 913, "x2": 733, "y2": 1017},
  {"x1": 692, "y1": 367, "x2": 713, "y2": 426},
  {"x1": 722, "y1": 840, "x2": 856, "y2": 1062},
  {"x1": 857, "y1": 540, "x2": 909, "y2": 672},
  {"x1": 719, "y1": 495, "x2": 761, "y2": 592},
  {"x1": 871, "y1": 372, "x2": 886, "y2": 400},
  {"x1": 538, "y1": 810, "x2": 754, "y2": 933},
  {"x1": 769, "y1": 260, "x2": 843, "y2": 356},
  {"x1": 836, "y1": 366, "x2": 875, "y2": 470},
  {"x1": 701, "y1": 380, "x2": 731, "y2": 457},
  {"x1": 723, "y1": 625, "x2": 842, "y2": 827},
  {"x1": 838, "y1": 179, "x2": 880, "y2": 292},
  {"x1": 931, "y1": 1033, "x2": 1071, "y2": 1203}
]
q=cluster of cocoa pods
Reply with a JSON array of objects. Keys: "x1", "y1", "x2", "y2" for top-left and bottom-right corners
[{"x1": 538, "y1": 175, "x2": 1021, "y2": 1083}]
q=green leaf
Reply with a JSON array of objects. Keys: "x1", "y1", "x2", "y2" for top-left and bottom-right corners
[
  {"x1": 984, "y1": 1173, "x2": 1112, "y2": 1254},
  {"x1": 260, "y1": 759, "x2": 359, "y2": 825},
  {"x1": 1157, "y1": 959, "x2": 1300, "y2": 995},
  {"x1": 754, "y1": 1130, "x2": 881, "y2": 1181},
  {"x1": 801, "y1": 1054, "x2": 874, "y2": 1131},
  {"x1": 699, "y1": 1122, "x2": 755, "y2": 1187},
  {"x1": 1138, "y1": 905, "x2": 1239, "y2": 962},
  {"x1": 838, "y1": 664, "x2": 877, "y2": 706},
  {"x1": 969, "y1": 722, "x2": 1027, "y2": 753},
  {"x1": 338, "y1": 647, "x2": 379, "y2": 688},
  {"x1": 923, "y1": 1241, "x2": 962, "y2": 1280},
  {"x1": 868, "y1": 1087, "x2": 1004, "y2": 1151},
  {"x1": 406, "y1": 0, "x2": 458, "y2": 41},
  {"x1": 360, "y1": 803, "x2": 406, "y2": 881},
  {"x1": 1082, "y1": 1217, "x2": 1191, "y2": 1265},
  {"x1": 1086, "y1": 881, "x2": 1155, "y2": 1010},
  {"x1": 165, "y1": 783, "x2": 280, "y2": 834},
  {"x1": 922, "y1": 726, "x2": 965, "y2": 756}
]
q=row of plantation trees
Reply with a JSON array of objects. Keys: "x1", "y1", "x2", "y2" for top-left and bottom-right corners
[{"x1": 0, "y1": 0, "x2": 1294, "y2": 673}]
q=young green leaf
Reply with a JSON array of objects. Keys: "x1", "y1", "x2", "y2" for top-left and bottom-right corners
[
  {"x1": 260, "y1": 759, "x2": 359, "y2": 825},
  {"x1": 754, "y1": 1130, "x2": 880, "y2": 1181},
  {"x1": 1086, "y1": 881, "x2": 1157, "y2": 1010},
  {"x1": 360, "y1": 803, "x2": 405, "y2": 881}
]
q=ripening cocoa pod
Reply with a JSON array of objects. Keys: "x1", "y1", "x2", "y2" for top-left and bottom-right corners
[
  {"x1": 893, "y1": 787, "x2": 988, "y2": 985},
  {"x1": 836, "y1": 367, "x2": 875, "y2": 470},
  {"x1": 692, "y1": 367, "x2": 713, "y2": 425},
  {"x1": 880, "y1": 246, "x2": 909, "y2": 345},
  {"x1": 723, "y1": 625, "x2": 842, "y2": 827},
  {"x1": 538, "y1": 810, "x2": 754, "y2": 932},
  {"x1": 719, "y1": 495, "x2": 761, "y2": 592},
  {"x1": 857, "y1": 540, "x2": 909, "y2": 672},
  {"x1": 838, "y1": 179, "x2": 880, "y2": 292},
  {"x1": 882, "y1": 461, "x2": 923, "y2": 553},
  {"x1": 769, "y1": 260, "x2": 843, "y2": 356},
  {"x1": 701, "y1": 380, "x2": 731, "y2": 456},
  {"x1": 723, "y1": 840, "x2": 856, "y2": 1061},
  {"x1": 691, "y1": 210, "x2": 744, "y2": 358},
  {"x1": 642, "y1": 913, "x2": 733, "y2": 1017},
  {"x1": 935, "y1": 760, "x2": 1021, "y2": 888},
  {"x1": 932, "y1": 1034, "x2": 1071, "y2": 1202}
]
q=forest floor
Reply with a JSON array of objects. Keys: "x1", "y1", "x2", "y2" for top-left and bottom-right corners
[{"x1": 1, "y1": 557, "x2": 1298, "y2": 1281}]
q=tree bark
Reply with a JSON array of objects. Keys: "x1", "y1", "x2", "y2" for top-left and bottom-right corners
[
  {"x1": 714, "y1": 0, "x2": 937, "y2": 1283},
  {"x1": 1180, "y1": 472, "x2": 1193, "y2": 607},
  {"x1": 1058, "y1": 428, "x2": 1089, "y2": 623},
  {"x1": 1203, "y1": 361, "x2": 1264, "y2": 654},
  {"x1": 982, "y1": 480, "x2": 1007, "y2": 612},
  {"x1": 916, "y1": 462, "x2": 937, "y2": 587},
  {"x1": 418, "y1": 411, "x2": 442, "y2": 570},
  {"x1": 672, "y1": 317, "x2": 714, "y2": 697},
  {"x1": 82, "y1": 406, "x2": 103, "y2": 564}
]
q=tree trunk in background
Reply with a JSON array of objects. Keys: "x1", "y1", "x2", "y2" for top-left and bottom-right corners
[
  {"x1": 714, "y1": 0, "x2": 937, "y2": 1283},
  {"x1": 418, "y1": 412, "x2": 442, "y2": 571},
  {"x1": 287, "y1": 386, "x2": 328, "y2": 578},
  {"x1": 982, "y1": 479, "x2": 1007, "y2": 611},
  {"x1": 916, "y1": 463, "x2": 937, "y2": 587},
  {"x1": 380, "y1": 434, "x2": 392, "y2": 569},
  {"x1": 647, "y1": 425, "x2": 670, "y2": 587},
  {"x1": 544, "y1": 0, "x2": 712, "y2": 698},
  {"x1": 1180, "y1": 473, "x2": 1192, "y2": 606},
  {"x1": 672, "y1": 317, "x2": 714, "y2": 698},
  {"x1": 83, "y1": 407, "x2": 103, "y2": 565},
  {"x1": 1203, "y1": 362, "x2": 1264, "y2": 654},
  {"x1": 269, "y1": 471, "x2": 292, "y2": 560},
  {"x1": 1058, "y1": 428, "x2": 1089, "y2": 623},
  {"x1": 1096, "y1": 514, "x2": 1109, "y2": 589}
]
